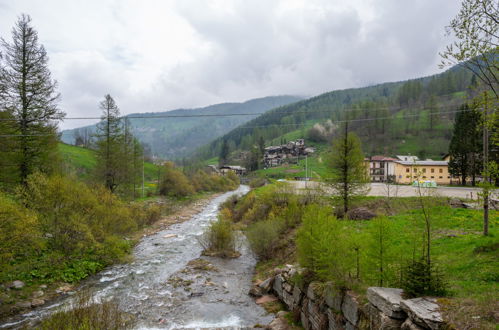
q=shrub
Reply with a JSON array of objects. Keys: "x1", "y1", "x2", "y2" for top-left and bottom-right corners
[
  {"x1": 401, "y1": 258, "x2": 447, "y2": 298},
  {"x1": 246, "y1": 216, "x2": 285, "y2": 260},
  {"x1": 249, "y1": 177, "x2": 266, "y2": 188},
  {"x1": 199, "y1": 217, "x2": 238, "y2": 258},
  {"x1": 5, "y1": 173, "x2": 139, "y2": 283},
  {"x1": 38, "y1": 291, "x2": 134, "y2": 329},
  {"x1": 0, "y1": 193, "x2": 42, "y2": 264},
  {"x1": 159, "y1": 162, "x2": 195, "y2": 197},
  {"x1": 296, "y1": 205, "x2": 356, "y2": 288}
]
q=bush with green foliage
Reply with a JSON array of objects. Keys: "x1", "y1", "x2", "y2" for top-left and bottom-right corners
[
  {"x1": 248, "y1": 177, "x2": 266, "y2": 188},
  {"x1": 296, "y1": 205, "x2": 358, "y2": 288},
  {"x1": 246, "y1": 216, "x2": 285, "y2": 260},
  {"x1": 159, "y1": 162, "x2": 195, "y2": 197},
  {"x1": 0, "y1": 173, "x2": 157, "y2": 284},
  {"x1": 38, "y1": 291, "x2": 134, "y2": 329},
  {"x1": 401, "y1": 258, "x2": 447, "y2": 297},
  {"x1": 199, "y1": 209, "x2": 238, "y2": 258}
]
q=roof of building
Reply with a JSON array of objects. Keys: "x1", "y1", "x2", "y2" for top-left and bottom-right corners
[
  {"x1": 396, "y1": 155, "x2": 419, "y2": 162},
  {"x1": 396, "y1": 160, "x2": 448, "y2": 166},
  {"x1": 220, "y1": 165, "x2": 247, "y2": 170},
  {"x1": 370, "y1": 155, "x2": 398, "y2": 161}
]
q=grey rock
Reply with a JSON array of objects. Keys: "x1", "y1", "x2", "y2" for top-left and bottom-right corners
[
  {"x1": 324, "y1": 282, "x2": 343, "y2": 312},
  {"x1": 283, "y1": 281, "x2": 293, "y2": 293},
  {"x1": 273, "y1": 274, "x2": 284, "y2": 299},
  {"x1": 362, "y1": 303, "x2": 404, "y2": 329},
  {"x1": 31, "y1": 299, "x2": 45, "y2": 307},
  {"x1": 258, "y1": 277, "x2": 274, "y2": 292},
  {"x1": 345, "y1": 322, "x2": 355, "y2": 330},
  {"x1": 307, "y1": 300, "x2": 327, "y2": 330},
  {"x1": 301, "y1": 310, "x2": 310, "y2": 330},
  {"x1": 39, "y1": 284, "x2": 48, "y2": 289},
  {"x1": 401, "y1": 297, "x2": 443, "y2": 330},
  {"x1": 11, "y1": 280, "x2": 25, "y2": 289},
  {"x1": 292, "y1": 286, "x2": 303, "y2": 307},
  {"x1": 366, "y1": 287, "x2": 406, "y2": 319},
  {"x1": 249, "y1": 285, "x2": 264, "y2": 297},
  {"x1": 14, "y1": 301, "x2": 32, "y2": 309},
  {"x1": 327, "y1": 309, "x2": 345, "y2": 330},
  {"x1": 283, "y1": 290, "x2": 294, "y2": 309},
  {"x1": 401, "y1": 318, "x2": 426, "y2": 330},
  {"x1": 269, "y1": 315, "x2": 291, "y2": 330},
  {"x1": 307, "y1": 282, "x2": 323, "y2": 301},
  {"x1": 32, "y1": 290, "x2": 44, "y2": 298},
  {"x1": 342, "y1": 291, "x2": 360, "y2": 325}
]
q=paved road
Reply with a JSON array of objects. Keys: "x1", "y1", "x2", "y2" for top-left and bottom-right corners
[{"x1": 288, "y1": 181, "x2": 494, "y2": 200}]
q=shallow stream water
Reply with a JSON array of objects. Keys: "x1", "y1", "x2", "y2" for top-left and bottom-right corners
[{"x1": 1, "y1": 186, "x2": 273, "y2": 329}]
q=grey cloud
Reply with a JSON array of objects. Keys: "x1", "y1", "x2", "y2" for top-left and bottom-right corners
[{"x1": 0, "y1": 0, "x2": 462, "y2": 130}]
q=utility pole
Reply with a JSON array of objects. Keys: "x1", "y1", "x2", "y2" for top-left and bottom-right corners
[
  {"x1": 142, "y1": 154, "x2": 145, "y2": 198},
  {"x1": 305, "y1": 155, "x2": 308, "y2": 188},
  {"x1": 483, "y1": 92, "x2": 489, "y2": 236}
]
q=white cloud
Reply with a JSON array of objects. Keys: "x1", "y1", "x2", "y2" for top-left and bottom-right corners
[{"x1": 0, "y1": 0, "x2": 461, "y2": 129}]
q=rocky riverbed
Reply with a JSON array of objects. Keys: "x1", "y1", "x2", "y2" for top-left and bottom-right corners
[{"x1": 1, "y1": 186, "x2": 273, "y2": 329}]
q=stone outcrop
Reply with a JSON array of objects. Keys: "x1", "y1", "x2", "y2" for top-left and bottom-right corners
[
  {"x1": 366, "y1": 287, "x2": 406, "y2": 319},
  {"x1": 400, "y1": 298, "x2": 444, "y2": 330},
  {"x1": 256, "y1": 265, "x2": 447, "y2": 330}
]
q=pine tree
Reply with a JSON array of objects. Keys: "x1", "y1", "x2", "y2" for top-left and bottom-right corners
[
  {"x1": 219, "y1": 139, "x2": 229, "y2": 166},
  {"x1": 448, "y1": 104, "x2": 482, "y2": 185},
  {"x1": 94, "y1": 94, "x2": 123, "y2": 193},
  {"x1": 326, "y1": 123, "x2": 370, "y2": 216},
  {"x1": 1, "y1": 14, "x2": 64, "y2": 184}
]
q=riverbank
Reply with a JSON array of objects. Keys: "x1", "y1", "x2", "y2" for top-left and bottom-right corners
[
  {"x1": 0, "y1": 192, "x2": 220, "y2": 324},
  {"x1": 1, "y1": 186, "x2": 274, "y2": 329},
  {"x1": 225, "y1": 184, "x2": 499, "y2": 329}
]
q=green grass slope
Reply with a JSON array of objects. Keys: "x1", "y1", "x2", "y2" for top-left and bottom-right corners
[{"x1": 58, "y1": 143, "x2": 158, "y2": 182}]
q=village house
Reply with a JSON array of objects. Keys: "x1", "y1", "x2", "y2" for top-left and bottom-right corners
[
  {"x1": 366, "y1": 155, "x2": 452, "y2": 185},
  {"x1": 393, "y1": 155, "x2": 451, "y2": 185},
  {"x1": 366, "y1": 155, "x2": 398, "y2": 182},
  {"x1": 219, "y1": 165, "x2": 247, "y2": 176},
  {"x1": 263, "y1": 139, "x2": 315, "y2": 167}
]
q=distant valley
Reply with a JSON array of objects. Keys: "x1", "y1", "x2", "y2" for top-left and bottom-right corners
[{"x1": 61, "y1": 95, "x2": 302, "y2": 159}]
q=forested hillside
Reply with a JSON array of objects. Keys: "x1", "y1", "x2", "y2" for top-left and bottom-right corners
[
  {"x1": 195, "y1": 64, "x2": 475, "y2": 163},
  {"x1": 61, "y1": 96, "x2": 302, "y2": 159}
]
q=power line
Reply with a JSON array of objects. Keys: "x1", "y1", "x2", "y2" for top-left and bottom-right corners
[
  {"x1": 0, "y1": 108, "x2": 466, "y2": 137},
  {"x1": 0, "y1": 104, "x2": 461, "y2": 122}
]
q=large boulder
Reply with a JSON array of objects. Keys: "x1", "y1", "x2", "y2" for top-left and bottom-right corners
[
  {"x1": 400, "y1": 297, "x2": 444, "y2": 330},
  {"x1": 366, "y1": 287, "x2": 407, "y2": 319}
]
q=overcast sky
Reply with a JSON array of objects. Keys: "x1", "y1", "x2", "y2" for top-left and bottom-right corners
[{"x1": 0, "y1": 0, "x2": 461, "y2": 129}]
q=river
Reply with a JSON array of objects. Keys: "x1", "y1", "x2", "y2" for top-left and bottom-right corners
[{"x1": 1, "y1": 185, "x2": 273, "y2": 329}]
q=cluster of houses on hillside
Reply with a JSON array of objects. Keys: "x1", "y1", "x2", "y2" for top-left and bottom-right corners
[
  {"x1": 366, "y1": 155, "x2": 452, "y2": 185},
  {"x1": 263, "y1": 139, "x2": 315, "y2": 167}
]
